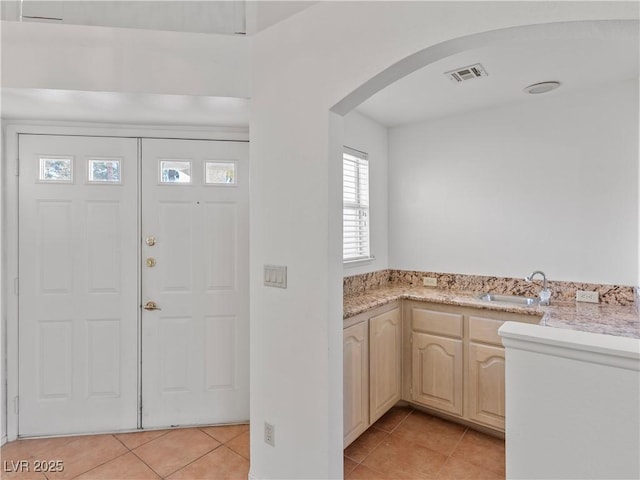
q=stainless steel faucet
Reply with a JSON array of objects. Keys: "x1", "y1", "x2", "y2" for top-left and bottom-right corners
[{"x1": 525, "y1": 270, "x2": 550, "y2": 305}]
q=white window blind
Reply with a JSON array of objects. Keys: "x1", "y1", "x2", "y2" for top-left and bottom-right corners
[{"x1": 343, "y1": 147, "x2": 370, "y2": 262}]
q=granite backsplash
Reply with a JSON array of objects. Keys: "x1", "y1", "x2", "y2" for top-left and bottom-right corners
[{"x1": 344, "y1": 269, "x2": 635, "y2": 306}]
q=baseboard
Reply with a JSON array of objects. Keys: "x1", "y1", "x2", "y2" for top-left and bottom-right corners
[
  {"x1": 248, "y1": 472, "x2": 259, "y2": 480},
  {"x1": 1, "y1": 434, "x2": 7, "y2": 446}
]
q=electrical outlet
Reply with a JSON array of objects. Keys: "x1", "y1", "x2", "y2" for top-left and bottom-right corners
[
  {"x1": 264, "y1": 422, "x2": 275, "y2": 447},
  {"x1": 423, "y1": 277, "x2": 437, "y2": 287},
  {"x1": 576, "y1": 290, "x2": 599, "y2": 303}
]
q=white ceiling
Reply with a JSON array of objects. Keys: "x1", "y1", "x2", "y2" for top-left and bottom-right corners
[
  {"x1": 0, "y1": 88, "x2": 251, "y2": 127},
  {"x1": 2, "y1": 14, "x2": 635, "y2": 129},
  {"x1": 356, "y1": 32, "x2": 639, "y2": 128},
  {"x1": 248, "y1": 1, "x2": 318, "y2": 34}
]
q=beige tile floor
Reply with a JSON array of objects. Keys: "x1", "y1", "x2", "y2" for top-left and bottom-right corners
[
  {"x1": 1, "y1": 407, "x2": 504, "y2": 479},
  {"x1": 0, "y1": 424, "x2": 249, "y2": 480},
  {"x1": 344, "y1": 406, "x2": 505, "y2": 480}
]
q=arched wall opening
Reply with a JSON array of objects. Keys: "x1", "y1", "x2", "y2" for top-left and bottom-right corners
[
  {"x1": 332, "y1": 19, "x2": 637, "y2": 115},
  {"x1": 330, "y1": 18, "x2": 638, "y2": 284},
  {"x1": 329, "y1": 13, "x2": 638, "y2": 472}
]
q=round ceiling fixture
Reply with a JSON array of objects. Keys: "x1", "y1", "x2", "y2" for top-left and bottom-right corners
[{"x1": 524, "y1": 81, "x2": 561, "y2": 94}]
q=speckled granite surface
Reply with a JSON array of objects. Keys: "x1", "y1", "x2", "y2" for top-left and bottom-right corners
[
  {"x1": 344, "y1": 285, "x2": 640, "y2": 339},
  {"x1": 344, "y1": 270, "x2": 635, "y2": 305}
]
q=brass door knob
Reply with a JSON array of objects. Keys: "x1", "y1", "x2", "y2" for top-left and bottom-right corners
[
  {"x1": 143, "y1": 301, "x2": 161, "y2": 311},
  {"x1": 146, "y1": 257, "x2": 156, "y2": 268},
  {"x1": 145, "y1": 236, "x2": 156, "y2": 246}
]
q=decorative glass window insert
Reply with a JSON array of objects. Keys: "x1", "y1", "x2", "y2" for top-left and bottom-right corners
[
  {"x1": 205, "y1": 161, "x2": 236, "y2": 185},
  {"x1": 343, "y1": 147, "x2": 370, "y2": 262},
  {"x1": 160, "y1": 160, "x2": 192, "y2": 184},
  {"x1": 88, "y1": 158, "x2": 121, "y2": 183},
  {"x1": 39, "y1": 157, "x2": 73, "y2": 183}
]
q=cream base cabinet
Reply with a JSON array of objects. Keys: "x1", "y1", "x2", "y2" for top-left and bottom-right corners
[
  {"x1": 343, "y1": 320, "x2": 369, "y2": 447},
  {"x1": 411, "y1": 333, "x2": 463, "y2": 415},
  {"x1": 369, "y1": 308, "x2": 402, "y2": 424},
  {"x1": 344, "y1": 302, "x2": 401, "y2": 447},
  {"x1": 467, "y1": 342, "x2": 505, "y2": 429},
  {"x1": 409, "y1": 305, "x2": 464, "y2": 416},
  {"x1": 467, "y1": 315, "x2": 507, "y2": 430},
  {"x1": 403, "y1": 301, "x2": 541, "y2": 433}
]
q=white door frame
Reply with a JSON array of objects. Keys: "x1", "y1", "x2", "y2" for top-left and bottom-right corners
[{"x1": 2, "y1": 122, "x2": 248, "y2": 442}]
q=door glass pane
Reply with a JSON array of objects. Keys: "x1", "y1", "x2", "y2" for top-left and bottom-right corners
[
  {"x1": 160, "y1": 160, "x2": 191, "y2": 184},
  {"x1": 39, "y1": 157, "x2": 73, "y2": 183},
  {"x1": 88, "y1": 159, "x2": 121, "y2": 183},
  {"x1": 205, "y1": 161, "x2": 236, "y2": 185}
]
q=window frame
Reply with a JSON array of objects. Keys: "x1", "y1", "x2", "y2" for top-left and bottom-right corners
[{"x1": 343, "y1": 146, "x2": 372, "y2": 264}]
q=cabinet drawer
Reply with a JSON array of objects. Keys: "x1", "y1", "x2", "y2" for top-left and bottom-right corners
[
  {"x1": 412, "y1": 307, "x2": 463, "y2": 338},
  {"x1": 469, "y1": 316, "x2": 504, "y2": 346}
]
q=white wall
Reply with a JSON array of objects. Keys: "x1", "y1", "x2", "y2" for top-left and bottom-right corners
[
  {"x1": 0, "y1": 21, "x2": 250, "y2": 98},
  {"x1": 389, "y1": 79, "x2": 638, "y2": 285},
  {"x1": 343, "y1": 110, "x2": 389, "y2": 276},
  {"x1": 249, "y1": 2, "x2": 639, "y2": 479}
]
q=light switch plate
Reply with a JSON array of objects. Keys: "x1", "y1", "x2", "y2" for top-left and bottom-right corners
[{"x1": 264, "y1": 265, "x2": 287, "y2": 288}]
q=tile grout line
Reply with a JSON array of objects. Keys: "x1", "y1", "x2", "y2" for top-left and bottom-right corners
[
  {"x1": 432, "y1": 426, "x2": 469, "y2": 479},
  {"x1": 447, "y1": 428, "x2": 507, "y2": 478},
  {"x1": 68, "y1": 435, "x2": 133, "y2": 480},
  {"x1": 113, "y1": 430, "x2": 171, "y2": 479},
  {"x1": 112, "y1": 432, "x2": 133, "y2": 451},
  {"x1": 448, "y1": 427, "x2": 469, "y2": 459},
  {"x1": 130, "y1": 444, "x2": 165, "y2": 479},
  {"x1": 343, "y1": 408, "x2": 414, "y2": 466},
  {"x1": 159, "y1": 443, "x2": 225, "y2": 479},
  {"x1": 197, "y1": 426, "x2": 247, "y2": 445},
  {"x1": 344, "y1": 427, "x2": 388, "y2": 465},
  {"x1": 350, "y1": 410, "x2": 412, "y2": 465}
]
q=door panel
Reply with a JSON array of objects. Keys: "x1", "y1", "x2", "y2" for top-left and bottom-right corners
[
  {"x1": 343, "y1": 321, "x2": 369, "y2": 447},
  {"x1": 141, "y1": 138, "x2": 249, "y2": 427},
  {"x1": 369, "y1": 308, "x2": 402, "y2": 424},
  {"x1": 18, "y1": 134, "x2": 139, "y2": 436},
  {"x1": 468, "y1": 342, "x2": 506, "y2": 429}
]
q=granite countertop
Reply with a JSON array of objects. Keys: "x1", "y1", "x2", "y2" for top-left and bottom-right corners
[{"x1": 344, "y1": 285, "x2": 640, "y2": 339}]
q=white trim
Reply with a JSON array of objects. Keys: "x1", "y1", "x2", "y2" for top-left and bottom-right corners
[
  {"x1": 2, "y1": 121, "x2": 249, "y2": 441},
  {"x1": 343, "y1": 256, "x2": 375, "y2": 268},
  {"x1": 2, "y1": 120, "x2": 249, "y2": 141}
]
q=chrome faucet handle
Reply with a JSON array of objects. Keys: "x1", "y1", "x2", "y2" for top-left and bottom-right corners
[
  {"x1": 526, "y1": 270, "x2": 550, "y2": 304},
  {"x1": 539, "y1": 288, "x2": 551, "y2": 306}
]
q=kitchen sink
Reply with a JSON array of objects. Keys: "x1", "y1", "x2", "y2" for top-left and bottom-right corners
[{"x1": 477, "y1": 293, "x2": 539, "y2": 306}]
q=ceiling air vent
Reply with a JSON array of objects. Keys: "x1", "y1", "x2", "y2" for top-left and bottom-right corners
[{"x1": 445, "y1": 64, "x2": 488, "y2": 83}]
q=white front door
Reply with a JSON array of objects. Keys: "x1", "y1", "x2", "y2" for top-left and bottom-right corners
[
  {"x1": 140, "y1": 138, "x2": 249, "y2": 427},
  {"x1": 18, "y1": 134, "x2": 139, "y2": 436},
  {"x1": 17, "y1": 134, "x2": 250, "y2": 436}
]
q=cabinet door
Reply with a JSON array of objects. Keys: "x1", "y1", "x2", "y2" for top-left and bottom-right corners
[
  {"x1": 343, "y1": 321, "x2": 369, "y2": 447},
  {"x1": 468, "y1": 342, "x2": 505, "y2": 430},
  {"x1": 369, "y1": 307, "x2": 402, "y2": 424},
  {"x1": 412, "y1": 332, "x2": 463, "y2": 416}
]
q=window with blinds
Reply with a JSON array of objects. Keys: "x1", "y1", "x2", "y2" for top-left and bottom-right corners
[{"x1": 343, "y1": 147, "x2": 370, "y2": 262}]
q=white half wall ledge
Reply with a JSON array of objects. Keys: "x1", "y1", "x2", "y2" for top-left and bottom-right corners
[
  {"x1": 499, "y1": 321, "x2": 640, "y2": 371},
  {"x1": 331, "y1": 19, "x2": 639, "y2": 116}
]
